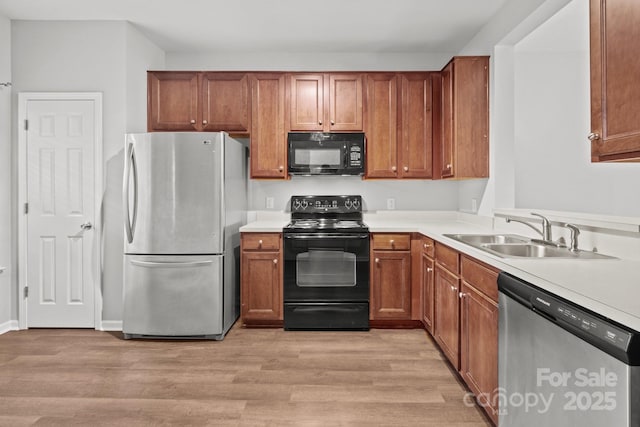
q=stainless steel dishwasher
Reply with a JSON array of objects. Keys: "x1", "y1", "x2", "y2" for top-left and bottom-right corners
[{"x1": 498, "y1": 272, "x2": 640, "y2": 426}]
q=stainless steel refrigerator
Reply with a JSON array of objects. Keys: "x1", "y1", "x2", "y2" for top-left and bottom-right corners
[{"x1": 122, "y1": 132, "x2": 247, "y2": 339}]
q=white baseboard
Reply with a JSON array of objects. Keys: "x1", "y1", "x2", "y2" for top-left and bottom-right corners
[
  {"x1": 99, "y1": 320, "x2": 122, "y2": 331},
  {"x1": 0, "y1": 320, "x2": 19, "y2": 335}
]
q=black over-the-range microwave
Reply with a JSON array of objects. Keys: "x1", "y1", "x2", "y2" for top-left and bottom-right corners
[{"x1": 287, "y1": 132, "x2": 365, "y2": 176}]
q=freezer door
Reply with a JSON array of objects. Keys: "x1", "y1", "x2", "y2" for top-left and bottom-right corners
[
  {"x1": 124, "y1": 132, "x2": 224, "y2": 254},
  {"x1": 123, "y1": 255, "x2": 223, "y2": 337}
]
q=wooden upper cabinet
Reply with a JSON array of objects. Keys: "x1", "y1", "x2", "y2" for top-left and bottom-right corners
[
  {"x1": 365, "y1": 73, "x2": 399, "y2": 178},
  {"x1": 250, "y1": 73, "x2": 287, "y2": 179},
  {"x1": 365, "y1": 73, "x2": 434, "y2": 179},
  {"x1": 148, "y1": 71, "x2": 249, "y2": 133},
  {"x1": 200, "y1": 73, "x2": 250, "y2": 133},
  {"x1": 590, "y1": 0, "x2": 640, "y2": 161},
  {"x1": 148, "y1": 71, "x2": 199, "y2": 131},
  {"x1": 438, "y1": 56, "x2": 489, "y2": 179},
  {"x1": 399, "y1": 73, "x2": 434, "y2": 178},
  {"x1": 289, "y1": 73, "x2": 363, "y2": 132}
]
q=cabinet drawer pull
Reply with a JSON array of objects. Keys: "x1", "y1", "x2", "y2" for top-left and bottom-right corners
[
  {"x1": 258, "y1": 239, "x2": 263, "y2": 247},
  {"x1": 389, "y1": 239, "x2": 395, "y2": 245}
]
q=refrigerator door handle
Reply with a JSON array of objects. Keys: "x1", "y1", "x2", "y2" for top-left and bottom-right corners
[
  {"x1": 130, "y1": 260, "x2": 214, "y2": 268},
  {"x1": 123, "y1": 142, "x2": 138, "y2": 244}
]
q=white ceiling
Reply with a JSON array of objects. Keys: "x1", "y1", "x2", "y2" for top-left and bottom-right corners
[{"x1": 0, "y1": 0, "x2": 509, "y2": 53}]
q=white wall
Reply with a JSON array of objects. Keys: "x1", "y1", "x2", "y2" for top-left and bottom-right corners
[
  {"x1": 11, "y1": 21, "x2": 164, "y2": 325},
  {"x1": 0, "y1": 14, "x2": 12, "y2": 330},
  {"x1": 512, "y1": 0, "x2": 640, "y2": 216}
]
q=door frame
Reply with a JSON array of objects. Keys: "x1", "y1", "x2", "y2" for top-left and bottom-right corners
[{"x1": 17, "y1": 92, "x2": 103, "y2": 330}]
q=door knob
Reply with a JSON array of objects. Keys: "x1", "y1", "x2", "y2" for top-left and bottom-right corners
[{"x1": 80, "y1": 222, "x2": 93, "y2": 230}]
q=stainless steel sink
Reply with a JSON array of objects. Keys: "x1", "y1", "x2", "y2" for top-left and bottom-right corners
[
  {"x1": 444, "y1": 234, "x2": 616, "y2": 260},
  {"x1": 444, "y1": 234, "x2": 530, "y2": 245}
]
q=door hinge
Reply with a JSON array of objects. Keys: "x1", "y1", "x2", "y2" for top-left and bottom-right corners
[
  {"x1": 24, "y1": 203, "x2": 28, "y2": 214},
  {"x1": 24, "y1": 119, "x2": 28, "y2": 131},
  {"x1": 24, "y1": 286, "x2": 28, "y2": 298}
]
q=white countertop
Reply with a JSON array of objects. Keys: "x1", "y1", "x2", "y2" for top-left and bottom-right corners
[{"x1": 240, "y1": 211, "x2": 640, "y2": 331}]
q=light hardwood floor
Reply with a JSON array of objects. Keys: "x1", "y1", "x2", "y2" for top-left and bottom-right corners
[{"x1": 0, "y1": 325, "x2": 492, "y2": 426}]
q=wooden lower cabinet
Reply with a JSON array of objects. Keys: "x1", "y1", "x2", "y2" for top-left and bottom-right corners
[
  {"x1": 240, "y1": 233, "x2": 283, "y2": 326},
  {"x1": 433, "y1": 264, "x2": 460, "y2": 369},
  {"x1": 460, "y1": 282, "x2": 498, "y2": 424},
  {"x1": 371, "y1": 250, "x2": 412, "y2": 320},
  {"x1": 421, "y1": 254, "x2": 435, "y2": 334}
]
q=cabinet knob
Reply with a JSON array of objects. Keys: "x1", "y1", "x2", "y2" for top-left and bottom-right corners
[
  {"x1": 446, "y1": 164, "x2": 452, "y2": 170},
  {"x1": 190, "y1": 119, "x2": 196, "y2": 124},
  {"x1": 389, "y1": 239, "x2": 395, "y2": 245},
  {"x1": 450, "y1": 285, "x2": 456, "y2": 292},
  {"x1": 258, "y1": 239, "x2": 263, "y2": 247},
  {"x1": 375, "y1": 258, "x2": 380, "y2": 264},
  {"x1": 423, "y1": 243, "x2": 430, "y2": 249},
  {"x1": 202, "y1": 120, "x2": 208, "y2": 125},
  {"x1": 403, "y1": 166, "x2": 409, "y2": 172},
  {"x1": 587, "y1": 132, "x2": 600, "y2": 141},
  {"x1": 278, "y1": 165, "x2": 284, "y2": 172},
  {"x1": 427, "y1": 267, "x2": 433, "y2": 273},
  {"x1": 459, "y1": 292, "x2": 467, "y2": 299},
  {"x1": 391, "y1": 166, "x2": 397, "y2": 172},
  {"x1": 331, "y1": 120, "x2": 335, "y2": 125},
  {"x1": 318, "y1": 121, "x2": 323, "y2": 126},
  {"x1": 273, "y1": 259, "x2": 278, "y2": 264}
]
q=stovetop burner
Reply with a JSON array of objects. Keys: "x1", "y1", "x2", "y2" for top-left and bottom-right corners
[{"x1": 284, "y1": 195, "x2": 368, "y2": 233}]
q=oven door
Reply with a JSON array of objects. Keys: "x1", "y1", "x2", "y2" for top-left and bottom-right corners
[{"x1": 283, "y1": 232, "x2": 369, "y2": 302}]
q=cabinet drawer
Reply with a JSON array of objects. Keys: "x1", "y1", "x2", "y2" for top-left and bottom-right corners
[
  {"x1": 461, "y1": 255, "x2": 499, "y2": 302},
  {"x1": 372, "y1": 234, "x2": 411, "y2": 251},
  {"x1": 241, "y1": 233, "x2": 281, "y2": 251},
  {"x1": 435, "y1": 243, "x2": 459, "y2": 274},
  {"x1": 420, "y1": 235, "x2": 435, "y2": 257}
]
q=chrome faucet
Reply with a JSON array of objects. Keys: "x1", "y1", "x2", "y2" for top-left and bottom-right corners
[
  {"x1": 505, "y1": 212, "x2": 554, "y2": 243},
  {"x1": 563, "y1": 223, "x2": 580, "y2": 252}
]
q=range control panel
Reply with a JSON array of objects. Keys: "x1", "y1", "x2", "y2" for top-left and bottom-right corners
[{"x1": 290, "y1": 195, "x2": 363, "y2": 213}]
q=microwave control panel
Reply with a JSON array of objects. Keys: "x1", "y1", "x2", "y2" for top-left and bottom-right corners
[{"x1": 348, "y1": 144, "x2": 362, "y2": 167}]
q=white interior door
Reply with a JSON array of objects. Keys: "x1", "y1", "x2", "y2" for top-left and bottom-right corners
[{"x1": 25, "y1": 98, "x2": 97, "y2": 327}]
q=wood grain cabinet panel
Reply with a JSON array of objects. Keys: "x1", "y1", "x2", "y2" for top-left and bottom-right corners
[
  {"x1": 433, "y1": 265, "x2": 460, "y2": 368},
  {"x1": 365, "y1": 73, "x2": 399, "y2": 178},
  {"x1": 289, "y1": 73, "x2": 363, "y2": 132},
  {"x1": 240, "y1": 233, "x2": 283, "y2": 326},
  {"x1": 460, "y1": 282, "x2": 498, "y2": 425},
  {"x1": 421, "y1": 254, "x2": 435, "y2": 334},
  {"x1": 250, "y1": 73, "x2": 287, "y2": 179},
  {"x1": 371, "y1": 250, "x2": 412, "y2": 320},
  {"x1": 148, "y1": 71, "x2": 199, "y2": 131},
  {"x1": 399, "y1": 73, "x2": 434, "y2": 178},
  {"x1": 590, "y1": 0, "x2": 640, "y2": 161},
  {"x1": 437, "y1": 57, "x2": 489, "y2": 179},
  {"x1": 200, "y1": 73, "x2": 250, "y2": 133}
]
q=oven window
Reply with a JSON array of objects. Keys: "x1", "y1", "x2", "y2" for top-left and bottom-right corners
[
  {"x1": 296, "y1": 250, "x2": 356, "y2": 287},
  {"x1": 294, "y1": 148, "x2": 341, "y2": 167}
]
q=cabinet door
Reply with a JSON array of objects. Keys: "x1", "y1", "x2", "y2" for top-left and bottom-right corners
[
  {"x1": 241, "y1": 251, "x2": 282, "y2": 322},
  {"x1": 250, "y1": 73, "x2": 287, "y2": 178},
  {"x1": 148, "y1": 71, "x2": 199, "y2": 131},
  {"x1": 289, "y1": 74, "x2": 324, "y2": 131},
  {"x1": 590, "y1": 0, "x2": 640, "y2": 161},
  {"x1": 434, "y1": 265, "x2": 460, "y2": 369},
  {"x1": 421, "y1": 255, "x2": 435, "y2": 334},
  {"x1": 365, "y1": 73, "x2": 399, "y2": 178},
  {"x1": 328, "y1": 74, "x2": 363, "y2": 131},
  {"x1": 460, "y1": 282, "x2": 498, "y2": 424},
  {"x1": 440, "y1": 64, "x2": 454, "y2": 178},
  {"x1": 371, "y1": 250, "x2": 412, "y2": 320},
  {"x1": 201, "y1": 73, "x2": 250, "y2": 133},
  {"x1": 399, "y1": 73, "x2": 433, "y2": 178}
]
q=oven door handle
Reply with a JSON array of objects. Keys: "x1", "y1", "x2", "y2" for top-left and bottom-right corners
[{"x1": 284, "y1": 233, "x2": 369, "y2": 240}]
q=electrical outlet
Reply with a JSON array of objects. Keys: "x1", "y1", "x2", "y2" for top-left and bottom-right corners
[
  {"x1": 386, "y1": 198, "x2": 395, "y2": 210},
  {"x1": 471, "y1": 198, "x2": 478, "y2": 212},
  {"x1": 266, "y1": 197, "x2": 274, "y2": 209}
]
